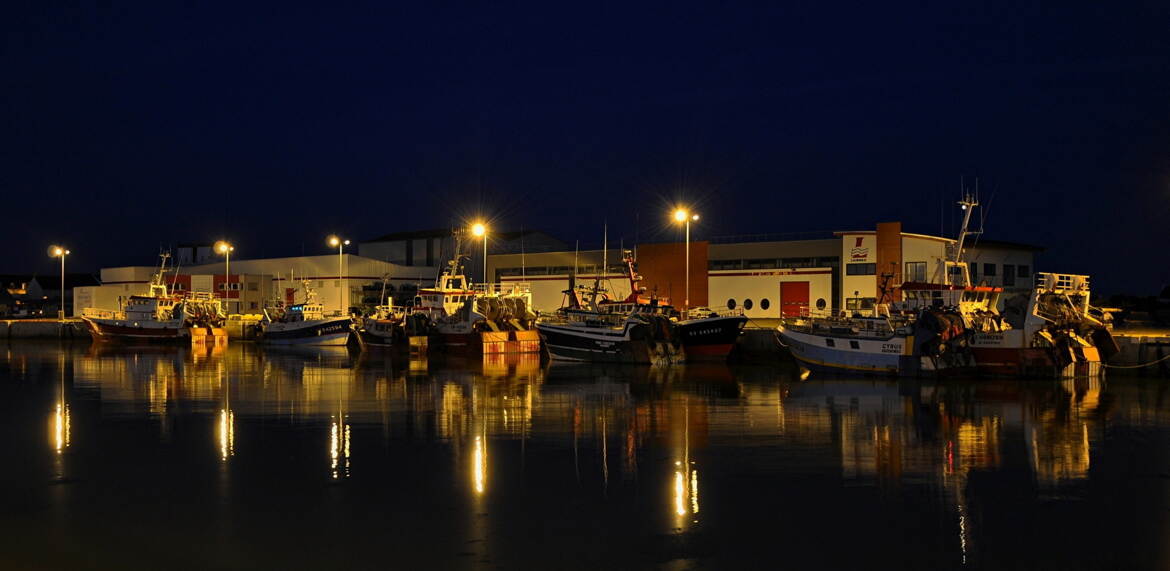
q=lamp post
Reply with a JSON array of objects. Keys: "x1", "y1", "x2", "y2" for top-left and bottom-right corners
[
  {"x1": 214, "y1": 241, "x2": 234, "y2": 313},
  {"x1": 328, "y1": 235, "x2": 350, "y2": 315},
  {"x1": 672, "y1": 209, "x2": 700, "y2": 318},
  {"x1": 471, "y1": 222, "x2": 488, "y2": 284},
  {"x1": 49, "y1": 246, "x2": 70, "y2": 321}
]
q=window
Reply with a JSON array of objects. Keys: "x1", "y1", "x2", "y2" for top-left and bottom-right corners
[
  {"x1": 1003, "y1": 264, "x2": 1016, "y2": 287},
  {"x1": 846, "y1": 263, "x2": 876, "y2": 276},
  {"x1": 849, "y1": 340, "x2": 860, "y2": 349},
  {"x1": 709, "y1": 259, "x2": 742, "y2": 270},
  {"x1": 744, "y1": 299, "x2": 754, "y2": 310},
  {"x1": 1017, "y1": 265, "x2": 1030, "y2": 278},
  {"x1": 816, "y1": 298, "x2": 827, "y2": 310},
  {"x1": 825, "y1": 338, "x2": 835, "y2": 347},
  {"x1": 846, "y1": 298, "x2": 876, "y2": 311},
  {"x1": 983, "y1": 263, "x2": 997, "y2": 277},
  {"x1": 970, "y1": 263, "x2": 979, "y2": 283},
  {"x1": 745, "y1": 258, "x2": 778, "y2": 269},
  {"x1": 760, "y1": 298, "x2": 770, "y2": 310},
  {"x1": 727, "y1": 299, "x2": 736, "y2": 309},
  {"x1": 905, "y1": 262, "x2": 927, "y2": 282},
  {"x1": 249, "y1": 302, "x2": 258, "y2": 310}
]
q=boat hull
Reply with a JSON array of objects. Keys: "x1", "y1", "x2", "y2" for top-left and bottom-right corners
[
  {"x1": 261, "y1": 318, "x2": 352, "y2": 346},
  {"x1": 537, "y1": 321, "x2": 678, "y2": 364},
  {"x1": 83, "y1": 317, "x2": 191, "y2": 342},
  {"x1": 677, "y1": 315, "x2": 748, "y2": 361},
  {"x1": 778, "y1": 327, "x2": 904, "y2": 374}
]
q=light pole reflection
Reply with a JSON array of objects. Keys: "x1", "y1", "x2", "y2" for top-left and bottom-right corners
[
  {"x1": 473, "y1": 434, "x2": 486, "y2": 495},
  {"x1": 218, "y1": 408, "x2": 235, "y2": 461},
  {"x1": 331, "y1": 414, "x2": 351, "y2": 479}
]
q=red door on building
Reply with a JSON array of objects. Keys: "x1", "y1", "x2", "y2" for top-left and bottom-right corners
[{"x1": 780, "y1": 281, "x2": 809, "y2": 317}]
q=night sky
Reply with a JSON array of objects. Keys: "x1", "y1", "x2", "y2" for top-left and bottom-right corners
[{"x1": 5, "y1": 3, "x2": 1169, "y2": 294}]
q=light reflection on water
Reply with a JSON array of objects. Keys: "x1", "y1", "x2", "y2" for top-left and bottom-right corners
[{"x1": 2, "y1": 342, "x2": 1169, "y2": 569}]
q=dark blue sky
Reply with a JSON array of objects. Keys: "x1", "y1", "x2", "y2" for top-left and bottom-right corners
[{"x1": 5, "y1": 2, "x2": 1169, "y2": 294}]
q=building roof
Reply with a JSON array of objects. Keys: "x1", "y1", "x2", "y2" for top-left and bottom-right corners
[{"x1": 363, "y1": 228, "x2": 454, "y2": 242}]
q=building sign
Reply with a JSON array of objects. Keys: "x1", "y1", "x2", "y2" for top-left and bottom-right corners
[{"x1": 848, "y1": 236, "x2": 871, "y2": 262}]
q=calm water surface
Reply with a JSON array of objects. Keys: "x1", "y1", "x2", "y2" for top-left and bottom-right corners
[{"x1": 2, "y1": 342, "x2": 1170, "y2": 570}]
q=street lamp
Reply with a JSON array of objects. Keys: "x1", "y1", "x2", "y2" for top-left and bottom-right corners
[
  {"x1": 671, "y1": 208, "x2": 700, "y2": 317},
  {"x1": 327, "y1": 235, "x2": 350, "y2": 315},
  {"x1": 49, "y1": 245, "x2": 70, "y2": 321},
  {"x1": 214, "y1": 240, "x2": 234, "y2": 312},
  {"x1": 471, "y1": 222, "x2": 488, "y2": 284}
]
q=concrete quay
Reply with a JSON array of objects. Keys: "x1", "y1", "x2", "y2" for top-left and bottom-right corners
[{"x1": 0, "y1": 319, "x2": 91, "y2": 340}]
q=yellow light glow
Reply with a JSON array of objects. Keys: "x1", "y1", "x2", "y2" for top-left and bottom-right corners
[
  {"x1": 49, "y1": 245, "x2": 69, "y2": 257},
  {"x1": 692, "y1": 214, "x2": 700, "y2": 222},
  {"x1": 473, "y1": 435, "x2": 486, "y2": 494},
  {"x1": 330, "y1": 416, "x2": 351, "y2": 479},
  {"x1": 328, "y1": 235, "x2": 341, "y2": 247},
  {"x1": 471, "y1": 223, "x2": 487, "y2": 238},
  {"x1": 691, "y1": 469, "x2": 700, "y2": 514},
  {"x1": 673, "y1": 209, "x2": 687, "y2": 222},
  {"x1": 215, "y1": 240, "x2": 233, "y2": 254},
  {"x1": 219, "y1": 408, "x2": 235, "y2": 461},
  {"x1": 53, "y1": 402, "x2": 70, "y2": 454},
  {"x1": 674, "y1": 470, "x2": 686, "y2": 516}
]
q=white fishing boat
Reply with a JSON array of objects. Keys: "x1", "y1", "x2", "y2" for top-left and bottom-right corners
[
  {"x1": 82, "y1": 253, "x2": 225, "y2": 341},
  {"x1": 261, "y1": 281, "x2": 353, "y2": 346}
]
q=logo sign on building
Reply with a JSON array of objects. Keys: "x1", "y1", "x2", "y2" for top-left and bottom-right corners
[{"x1": 849, "y1": 236, "x2": 870, "y2": 262}]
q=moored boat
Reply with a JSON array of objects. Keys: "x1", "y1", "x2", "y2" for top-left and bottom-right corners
[
  {"x1": 536, "y1": 250, "x2": 683, "y2": 364},
  {"x1": 410, "y1": 231, "x2": 539, "y2": 354},
  {"x1": 82, "y1": 253, "x2": 225, "y2": 342},
  {"x1": 261, "y1": 281, "x2": 353, "y2": 346}
]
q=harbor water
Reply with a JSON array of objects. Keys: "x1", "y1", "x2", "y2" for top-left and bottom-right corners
[{"x1": 3, "y1": 342, "x2": 1170, "y2": 569}]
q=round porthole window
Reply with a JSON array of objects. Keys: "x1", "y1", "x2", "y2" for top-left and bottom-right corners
[
  {"x1": 727, "y1": 299, "x2": 737, "y2": 309},
  {"x1": 760, "y1": 298, "x2": 770, "y2": 310},
  {"x1": 744, "y1": 299, "x2": 754, "y2": 310},
  {"x1": 816, "y1": 298, "x2": 827, "y2": 310}
]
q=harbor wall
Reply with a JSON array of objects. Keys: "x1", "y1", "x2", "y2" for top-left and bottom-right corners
[{"x1": 0, "y1": 319, "x2": 91, "y2": 340}]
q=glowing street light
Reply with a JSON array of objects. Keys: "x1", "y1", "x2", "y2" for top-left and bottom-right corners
[
  {"x1": 327, "y1": 235, "x2": 350, "y2": 315},
  {"x1": 471, "y1": 222, "x2": 488, "y2": 283},
  {"x1": 671, "y1": 208, "x2": 700, "y2": 316},
  {"x1": 214, "y1": 240, "x2": 234, "y2": 313},
  {"x1": 49, "y1": 245, "x2": 70, "y2": 321}
]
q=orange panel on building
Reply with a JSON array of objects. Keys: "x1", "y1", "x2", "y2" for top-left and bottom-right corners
[
  {"x1": 875, "y1": 222, "x2": 902, "y2": 301},
  {"x1": 634, "y1": 241, "x2": 709, "y2": 308}
]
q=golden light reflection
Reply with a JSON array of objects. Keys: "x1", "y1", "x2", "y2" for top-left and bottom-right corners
[
  {"x1": 473, "y1": 435, "x2": 486, "y2": 494},
  {"x1": 330, "y1": 415, "x2": 351, "y2": 479},
  {"x1": 218, "y1": 408, "x2": 235, "y2": 461},
  {"x1": 53, "y1": 402, "x2": 71, "y2": 453},
  {"x1": 673, "y1": 468, "x2": 686, "y2": 516}
]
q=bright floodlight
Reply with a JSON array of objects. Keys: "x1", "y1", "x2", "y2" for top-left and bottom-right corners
[
  {"x1": 673, "y1": 209, "x2": 688, "y2": 222},
  {"x1": 471, "y1": 223, "x2": 487, "y2": 237},
  {"x1": 49, "y1": 245, "x2": 68, "y2": 257},
  {"x1": 328, "y1": 235, "x2": 341, "y2": 247},
  {"x1": 692, "y1": 214, "x2": 700, "y2": 221},
  {"x1": 215, "y1": 240, "x2": 233, "y2": 254}
]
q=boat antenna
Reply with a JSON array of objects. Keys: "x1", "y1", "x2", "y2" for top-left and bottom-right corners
[
  {"x1": 520, "y1": 226, "x2": 526, "y2": 278},
  {"x1": 573, "y1": 240, "x2": 579, "y2": 278}
]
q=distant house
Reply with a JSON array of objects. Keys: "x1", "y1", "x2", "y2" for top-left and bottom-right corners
[{"x1": 0, "y1": 273, "x2": 99, "y2": 317}]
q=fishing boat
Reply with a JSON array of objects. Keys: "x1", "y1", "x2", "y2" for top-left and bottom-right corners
[
  {"x1": 537, "y1": 250, "x2": 683, "y2": 364},
  {"x1": 775, "y1": 195, "x2": 1116, "y2": 378},
  {"x1": 676, "y1": 307, "x2": 749, "y2": 361},
  {"x1": 82, "y1": 253, "x2": 225, "y2": 341},
  {"x1": 409, "y1": 231, "x2": 539, "y2": 354},
  {"x1": 967, "y1": 272, "x2": 1117, "y2": 378},
  {"x1": 260, "y1": 281, "x2": 353, "y2": 346},
  {"x1": 358, "y1": 302, "x2": 407, "y2": 346},
  {"x1": 775, "y1": 195, "x2": 995, "y2": 376}
]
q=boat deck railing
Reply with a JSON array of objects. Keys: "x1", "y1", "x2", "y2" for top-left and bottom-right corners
[
  {"x1": 683, "y1": 306, "x2": 745, "y2": 319},
  {"x1": 81, "y1": 308, "x2": 121, "y2": 320},
  {"x1": 473, "y1": 282, "x2": 532, "y2": 296}
]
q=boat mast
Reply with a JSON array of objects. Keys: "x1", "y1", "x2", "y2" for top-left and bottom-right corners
[{"x1": 951, "y1": 192, "x2": 980, "y2": 286}]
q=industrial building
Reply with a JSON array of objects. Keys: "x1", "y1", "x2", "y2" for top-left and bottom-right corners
[
  {"x1": 75, "y1": 254, "x2": 437, "y2": 317},
  {"x1": 488, "y1": 221, "x2": 1040, "y2": 318}
]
